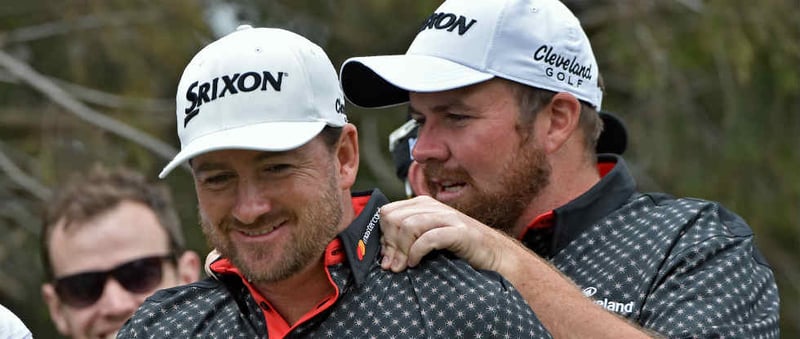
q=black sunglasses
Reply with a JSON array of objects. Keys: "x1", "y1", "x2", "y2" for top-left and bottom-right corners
[{"x1": 53, "y1": 254, "x2": 175, "y2": 308}]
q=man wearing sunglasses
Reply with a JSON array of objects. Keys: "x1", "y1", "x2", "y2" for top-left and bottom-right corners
[{"x1": 40, "y1": 165, "x2": 201, "y2": 339}]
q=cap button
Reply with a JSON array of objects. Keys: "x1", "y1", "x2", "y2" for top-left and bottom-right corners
[{"x1": 236, "y1": 24, "x2": 253, "y2": 31}]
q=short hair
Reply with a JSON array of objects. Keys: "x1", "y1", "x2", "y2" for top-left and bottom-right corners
[
  {"x1": 507, "y1": 79, "x2": 602, "y2": 156},
  {"x1": 40, "y1": 165, "x2": 185, "y2": 280},
  {"x1": 319, "y1": 125, "x2": 344, "y2": 150}
]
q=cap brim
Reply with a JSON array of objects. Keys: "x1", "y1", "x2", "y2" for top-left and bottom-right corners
[
  {"x1": 340, "y1": 55, "x2": 494, "y2": 108},
  {"x1": 159, "y1": 121, "x2": 327, "y2": 178},
  {"x1": 597, "y1": 111, "x2": 627, "y2": 155}
]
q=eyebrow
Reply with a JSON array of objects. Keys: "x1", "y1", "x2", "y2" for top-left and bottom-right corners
[
  {"x1": 191, "y1": 150, "x2": 293, "y2": 173},
  {"x1": 191, "y1": 160, "x2": 228, "y2": 174},
  {"x1": 408, "y1": 99, "x2": 472, "y2": 117}
]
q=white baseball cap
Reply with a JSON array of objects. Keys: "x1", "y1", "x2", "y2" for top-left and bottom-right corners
[
  {"x1": 159, "y1": 25, "x2": 347, "y2": 178},
  {"x1": 340, "y1": 0, "x2": 603, "y2": 110}
]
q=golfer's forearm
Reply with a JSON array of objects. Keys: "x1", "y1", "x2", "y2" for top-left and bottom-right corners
[{"x1": 496, "y1": 240, "x2": 658, "y2": 338}]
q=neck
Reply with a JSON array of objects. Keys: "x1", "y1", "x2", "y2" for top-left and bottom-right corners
[
  {"x1": 512, "y1": 150, "x2": 600, "y2": 236},
  {"x1": 254, "y1": 256, "x2": 334, "y2": 325}
]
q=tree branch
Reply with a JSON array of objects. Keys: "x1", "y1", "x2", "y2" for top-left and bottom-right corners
[
  {"x1": 0, "y1": 49, "x2": 180, "y2": 164},
  {"x1": 0, "y1": 143, "x2": 51, "y2": 202},
  {"x1": 0, "y1": 70, "x2": 172, "y2": 113},
  {"x1": 0, "y1": 10, "x2": 163, "y2": 45}
]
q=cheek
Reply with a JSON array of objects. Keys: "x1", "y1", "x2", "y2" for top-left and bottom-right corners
[
  {"x1": 456, "y1": 131, "x2": 518, "y2": 171},
  {"x1": 62, "y1": 308, "x2": 94, "y2": 333},
  {"x1": 195, "y1": 191, "x2": 230, "y2": 223}
]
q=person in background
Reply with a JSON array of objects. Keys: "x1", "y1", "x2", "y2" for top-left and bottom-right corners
[
  {"x1": 40, "y1": 165, "x2": 200, "y2": 339},
  {"x1": 0, "y1": 303, "x2": 32, "y2": 339},
  {"x1": 387, "y1": 119, "x2": 427, "y2": 198},
  {"x1": 118, "y1": 25, "x2": 551, "y2": 338},
  {"x1": 340, "y1": 0, "x2": 780, "y2": 337}
]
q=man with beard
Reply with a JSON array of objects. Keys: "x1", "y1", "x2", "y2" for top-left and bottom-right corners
[
  {"x1": 118, "y1": 25, "x2": 551, "y2": 338},
  {"x1": 339, "y1": 0, "x2": 780, "y2": 337}
]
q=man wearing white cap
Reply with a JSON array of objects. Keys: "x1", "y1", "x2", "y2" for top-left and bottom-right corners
[
  {"x1": 118, "y1": 25, "x2": 552, "y2": 338},
  {"x1": 340, "y1": 0, "x2": 780, "y2": 337}
]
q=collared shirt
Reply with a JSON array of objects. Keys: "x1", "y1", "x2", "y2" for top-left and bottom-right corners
[
  {"x1": 520, "y1": 154, "x2": 779, "y2": 338},
  {"x1": 119, "y1": 189, "x2": 552, "y2": 338}
]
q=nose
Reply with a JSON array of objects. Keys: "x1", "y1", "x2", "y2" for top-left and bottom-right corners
[
  {"x1": 95, "y1": 279, "x2": 140, "y2": 318},
  {"x1": 411, "y1": 123, "x2": 449, "y2": 164},
  {"x1": 231, "y1": 178, "x2": 272, "y2": 224}
]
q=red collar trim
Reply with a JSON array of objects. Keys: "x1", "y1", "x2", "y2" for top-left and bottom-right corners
[
  {"x1": 208, "y1": 196, "x2": 366, "y2": 337},
  {"x1": 352, "y1": 194, "x2": 370, "y2": 217},
  {"x1": 598, "y1": 161, "x2": 614, "y2": 177},
  {"x1": 518, "y1": 160, "x2": 615, "y2": 240},
  {"x1": 210, "y1": 240, "x2": 344, "y2": 338},
  {"x1": 518, "y1": 211, "x2": 554, "y2": 239}
]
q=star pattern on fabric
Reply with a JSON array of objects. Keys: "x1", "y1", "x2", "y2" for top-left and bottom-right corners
[
  {"x1": 119, "y1": 255, "x2": 551, "y2": 338},
  {"x1": 291, "y1": 259, "x2": 548, "y2": 338},
  {"x1": 552, "y1": 195, "x2": 779, "y2": 338}
]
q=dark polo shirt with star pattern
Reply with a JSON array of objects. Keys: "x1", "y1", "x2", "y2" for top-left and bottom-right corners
[
  {"x1": 521, "y1": 154, "x2": 779, "y2": 338},
  {"x1": 118, "y1": 189, "x2": 551, "y2": 338}
]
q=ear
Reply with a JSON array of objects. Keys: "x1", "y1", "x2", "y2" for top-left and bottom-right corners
[
  {"x1": 407, "y1": 161, "x2": 430, "y2": 197},
  {"x1": 335, "y1": 124, "x2": 359, "y2": 190},
  {"x1": 176, "y1": 250, "x2": 201, "y2": 283},
  {"x1": 539, "y1": 92, "x2": 581, "y2": 154},
  {"x1": 42, "y1": 283, "x2": 71, "y2": 335}
]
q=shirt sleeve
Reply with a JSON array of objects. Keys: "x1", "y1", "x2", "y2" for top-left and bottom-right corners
[
  {"x1": 639, "y1": 204, "x2": 780, "y2": 338},
  {"x1": 490, "y1": 276, "x2": 554, "y2": 338}
]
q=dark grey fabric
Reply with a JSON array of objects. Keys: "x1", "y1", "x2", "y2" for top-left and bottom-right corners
[
  {"x1": 119, "y1": 190, "x2": 551, "y2": 338},
  {"x1": 523, "y1": 155, "x2": 780, "y2": 338}
]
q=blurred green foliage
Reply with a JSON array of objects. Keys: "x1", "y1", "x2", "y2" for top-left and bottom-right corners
[{"x1": 0, "y1": 0, "x2": 797, "y2": 337}]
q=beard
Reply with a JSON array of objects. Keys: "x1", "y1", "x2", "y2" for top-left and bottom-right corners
[
  {"x1": 424, "y1": 142, "x2": 550, "y2": 235},
  {"x1": 200, "y1": 169, "x2": 343, "y2": 284}
]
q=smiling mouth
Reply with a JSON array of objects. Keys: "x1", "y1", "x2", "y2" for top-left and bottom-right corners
[
  {"x1": 238, "y1": 220, "x2": 285, "y2": 237},
  {"x1": 241, "y1": 228, "x2": 276, "y2": 236}
]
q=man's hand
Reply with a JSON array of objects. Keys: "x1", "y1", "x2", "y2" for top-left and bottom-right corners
[{"x1": 379, "y1": 195, "x2": 509, "y2": 272}]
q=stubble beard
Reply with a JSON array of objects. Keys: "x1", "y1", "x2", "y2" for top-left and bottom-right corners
[
  {"x1": 424, "y1": 143, "x2": 550, "y2": 236},
  {"x1": 200, "y1": 171, "x2": 343, "y2": 283}
]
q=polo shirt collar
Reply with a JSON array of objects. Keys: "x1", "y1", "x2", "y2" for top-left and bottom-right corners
[{"x1": 521, "y1": 154, "x2": 637, "y2": 256}]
